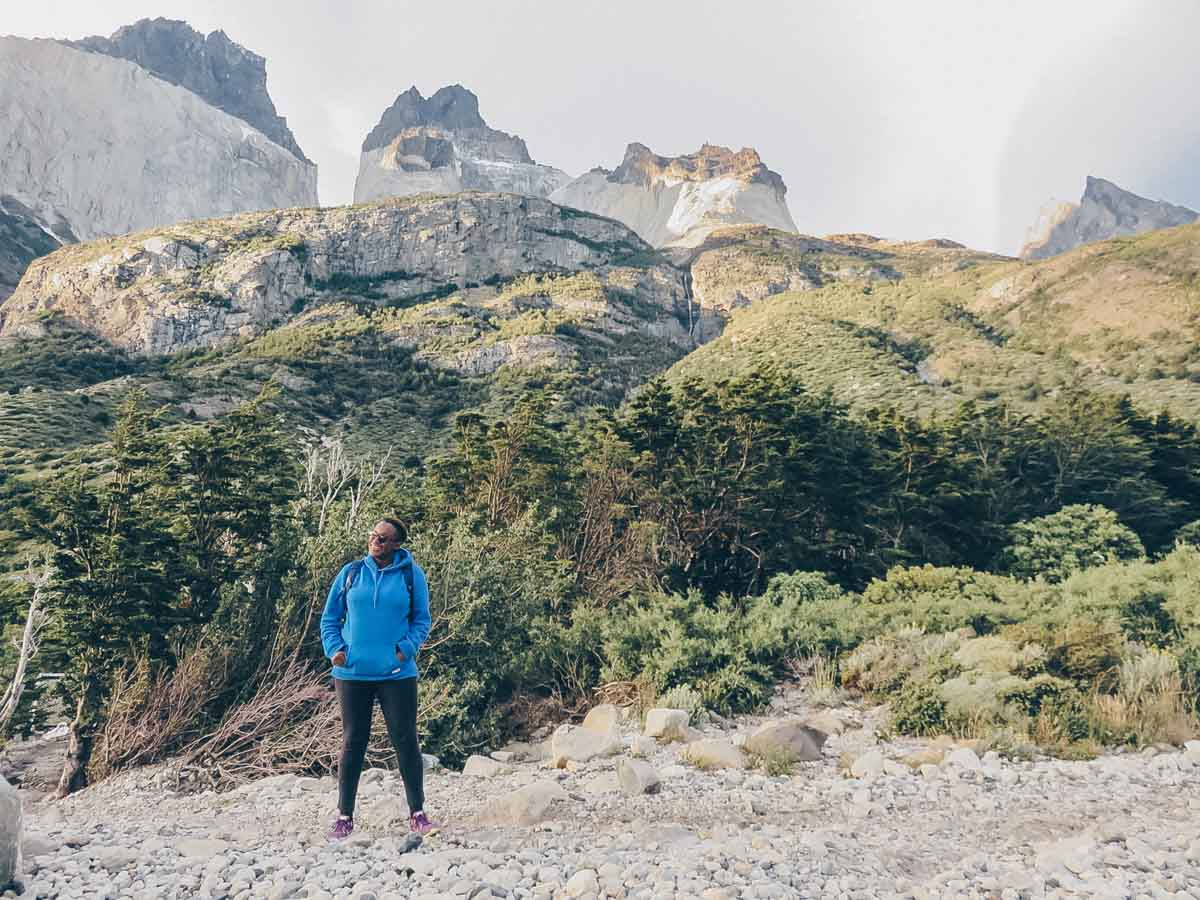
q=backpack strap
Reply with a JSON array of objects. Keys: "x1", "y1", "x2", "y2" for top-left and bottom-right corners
[{"x1": 341, "y1": 557, "x2": 417, "y2": 625}]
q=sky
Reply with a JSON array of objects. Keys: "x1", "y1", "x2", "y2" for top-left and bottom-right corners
[{"x1": 5, "y1": 0, "x2": 1198, "y2": 254}]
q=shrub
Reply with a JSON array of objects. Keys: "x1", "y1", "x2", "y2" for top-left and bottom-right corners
[
  {"x1": 1174, "y1": 520, "x2": 1200, "y2": 547},
  {"x1": 599, "y1": 590, "x2": 778, "y2": 715},
  {"x1": 656, "y1": 684, "x2": 707, "y2": 722},
  {"x1": 1000, "y1": 504, "x2": 1146, "y2": 583},
  {"x1": 857, "y1": 565, "x2": 1025, "y2": 636},
  {"x1": 890, "y1": 680, "x2": 947, "y2": 736}
]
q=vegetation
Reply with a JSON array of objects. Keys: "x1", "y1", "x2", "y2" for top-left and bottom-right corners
[{"x1": 3, "y1": 222, "x2": 1200, "y2": 789}]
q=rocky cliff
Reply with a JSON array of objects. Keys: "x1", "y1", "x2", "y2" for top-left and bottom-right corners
[
  {"x1": 1020, "y1": 176, "x2": 1198, "y2": 260},
  {"x1": 0, "y1": 35, "x2": 317, "y2": 275},
  {"x1": 0, "y1": 196, "x2": 70, "y2": 301},
  {"x1": 354, "y1": 86, "x2": 570, "y2": 203},
  {"x1": 0, "y1": 193, "x2": 686, "y2": 357},
  {"x1": 550, "y1": 143, "x2": 798, "y2": 248},
  {"x1": 68, "y1": 18, "x2": 309, "y2": 163}
]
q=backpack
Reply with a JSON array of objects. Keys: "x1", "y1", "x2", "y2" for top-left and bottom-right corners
[{"x1": 340, "y1": 557, "x2": 417, "y2": 626}]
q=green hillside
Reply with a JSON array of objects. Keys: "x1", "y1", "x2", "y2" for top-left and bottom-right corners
[{"x1": 669, "y1": 223, "x2": 1200, "y2": 418}]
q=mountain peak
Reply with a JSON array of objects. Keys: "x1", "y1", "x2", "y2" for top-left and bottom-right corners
[
  {"x1": 354, "y1": 84, "x2": 568, "y2": 203},
  {"x1": 1020, "y1": 176, "x2": 1198, "y2": 259},
  {"x1": 362, "y1": 84, "x2": 489, "y2": 152},
  {"x1": 68, "y1": 18, "x2": 309, "y2": 163},
  {"x1": 608, "y1": 142, "x2": 786, "y2": 196}
]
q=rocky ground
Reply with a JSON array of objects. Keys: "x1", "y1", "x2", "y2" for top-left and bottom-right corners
[{"x1": 5, "y1": 684, "x2": 1200, "y2": 900}]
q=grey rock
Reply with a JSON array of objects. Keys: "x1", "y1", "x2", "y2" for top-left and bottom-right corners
[
  {"x1": 617, "y1": 758, "x2": 661, "y2": 796},
  {"x1": 1021, "y1": 176, "x2": 1198, "y2": 259},
  {"x1": 0, "y1": 776, "x2": 19, "y2": 886},
  {"x1": 68, "y1": 17, "x2": 309, "y2": 161},
  {"x1": 743, "y1": 720, "x2": 827, "y2": 762}
]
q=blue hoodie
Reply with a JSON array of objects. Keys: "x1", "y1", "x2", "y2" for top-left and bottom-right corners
[{"x1": 320, "y1": 549, "x2": 432, "y2": 681}]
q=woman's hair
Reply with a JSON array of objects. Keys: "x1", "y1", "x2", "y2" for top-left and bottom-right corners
[{"x1": 381, "y1": 517, "x2": 408, "y2": 544}]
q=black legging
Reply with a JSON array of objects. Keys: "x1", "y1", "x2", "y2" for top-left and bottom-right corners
[{"x1": 334, "y1": 677, "x2": 424, "y2": 817}]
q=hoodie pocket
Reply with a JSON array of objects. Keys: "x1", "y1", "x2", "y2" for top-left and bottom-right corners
[{"x1": 345, "y1": 640, "x2": 400, "y2": 677}]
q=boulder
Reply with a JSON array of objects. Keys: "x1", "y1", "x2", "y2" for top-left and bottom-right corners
[
  {"x1": 644, "y1": 708, "x2": 691, "y2": 741},
  {"x1": 0, "y1": 776, "x2": 19, "y2": 886},
  {"x1": 563, "y1": 869, "x2": 601, "y2": 898},
  {"x1": 803, "y1": 712, "x2": 849, "y2": 736},
  {"x1": 581, "y1": 704, "x2": 621, "y2": 734},
  {"x1": 550, "y1": 723, "x2": 622, "y2": 768},
  {"x1": 617, "y1": 758, "x2": 661, "y2": 796},
  {"x1": 945, "y1": 747, "x2": 983, "y2": 771},
  {"x1": 462, "y1": 755, "x2": 511, "y2": 778},
  {"x1": 850, "y1": 750, "x2": 885, "y2": 779},
  {"x1": 476, "y1": 781, "x2": 568, "y2": 827},
  {"x1": 682, "y1": 739, "x2": 745, "y2": 770},
  {"x1": 743, "y1": 720, "x2": 827, "y2": 762}
]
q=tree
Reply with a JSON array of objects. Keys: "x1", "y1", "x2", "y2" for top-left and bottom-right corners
[
  {"x1": 999, "y1": 504, "x2": 1146, "y2": 583},
  {"x1": 20, "y1": 394, "x2": 185, "y2": 794}
]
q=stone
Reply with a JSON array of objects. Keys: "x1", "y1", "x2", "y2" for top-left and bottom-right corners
[
  {"x1": 476, "y1": 781, "x2": 568, "y2": 827},
  {"x1": 803, "y1": 712, "x2": 848, "y2": 736},
  {"x1": 643, "y1": 709, "x2": 691, "y2": 741},
  {"x1": 175, "y1": 838, "x2": 231, "y2": 861},
  {"x1": 617, "y1": 758, "x2": 661, "y2": 796},
  {"x1": 550, "y1": 723, "x2": 621, "y2": 768},
  {"x1": 945, "y1": 748, "x2": 982, "y2": 771},
  {"x1": 463, "y1": 755, "x2": 512, "y2": 778},
  {"x1": 850, "y1": 750, "x2": 885, "y2": 779},
  {"x1": 682, "y1": 739, "x2": 745, "y2": 770},
  {"x1": 0, "y1": 776, "x2": 19, "y2": 886},
  {"x1": 743, "y1": 720, "x2": 827, "y2": 762},
  {"x1": 581, "y1": 704, "x2": 621, "y2": 734},
  {"x1": 562, "y1": 869, "x2": 600, "y2": 898}
]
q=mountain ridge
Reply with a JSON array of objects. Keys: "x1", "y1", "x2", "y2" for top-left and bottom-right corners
[
  {"x1": 67, "y1": 17, "x2": 310, "y2": 163},
  {"x1": 1020, "y1": 176, "x2": 1198, "y2": 260}
]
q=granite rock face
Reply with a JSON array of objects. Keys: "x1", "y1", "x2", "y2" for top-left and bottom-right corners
[
  {"x1": 0, "y1": 196, "x2": 70, "y2": 301},
  {"x1": 0, "y1": 194, "x2": 684, "y2": 357},
  {"x1": 1020, "y1": 176, "x2": 1198, "y2": 259},
  {"x1": 68, "y1": 17, "x2": 309, "y2": 162},
  {"x1": 551, "y1": 143, "x2": 798, "y2": 248},
  {"x1": 0, "y1": 36, "x2": 317, "y2": 251},
  {"x1": 354, "y1": 85, "x2": 570, "y2": 203}
]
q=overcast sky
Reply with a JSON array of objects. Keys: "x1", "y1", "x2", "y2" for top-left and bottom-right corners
[{"x1": 6, "y1": 1, "x2": 1198, "y2": 254}]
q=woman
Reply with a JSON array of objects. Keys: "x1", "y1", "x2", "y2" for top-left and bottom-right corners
[{"x1": 320, "y1": 517, "x2": 435, "y2": 840}]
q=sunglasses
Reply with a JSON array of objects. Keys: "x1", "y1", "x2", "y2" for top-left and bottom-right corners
[{"x1": 368, "y1": 532, "x2": 398, "y2": 544}]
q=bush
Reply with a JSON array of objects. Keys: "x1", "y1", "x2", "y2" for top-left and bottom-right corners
[
  {"x1": 1000, "y1": 504, "x2": 1146, "y2": 583},
  {"x1": 599, "y1": 590, "x2": 777, "y2": 715}
]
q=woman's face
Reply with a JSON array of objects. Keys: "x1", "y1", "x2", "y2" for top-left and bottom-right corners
[{"x1": 367, "y1": 520, "x2": 401, "y2": 563}]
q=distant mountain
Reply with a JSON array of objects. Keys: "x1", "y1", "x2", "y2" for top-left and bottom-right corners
[
  {"x1": 0, "y1": 32, "x2": 317, "y2": 297},
  {"x1": 1020, "y1": 176, "x2": 1197, "y2": 260},
  {"x1": 354, "y1": 85, "x2": 570, "y2": 202},
  {"x1": 550, "y1": 142, "x2": 798, "y2": 248},
  {"x1": 68, "y1": 18, "x2": 310, "y2": 163}
]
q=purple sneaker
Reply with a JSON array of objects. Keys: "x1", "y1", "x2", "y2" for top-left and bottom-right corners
[
  {"x1": 409, "y1": 810, "x2": 438, "y2": 835},
  {"x1": 328, "y1": 816, "x2": 354, "y2": 840}
]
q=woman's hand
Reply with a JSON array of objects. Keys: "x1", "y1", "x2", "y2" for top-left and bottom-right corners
[
  {"x1": 331, "y1": 650, "x2": 347, "y2": 667},
  {"x1": 395, "y1": 646, "x2": 406, "y2": 662}
]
